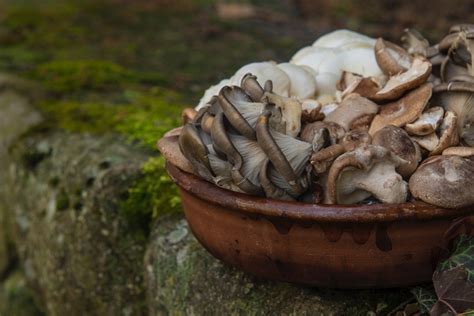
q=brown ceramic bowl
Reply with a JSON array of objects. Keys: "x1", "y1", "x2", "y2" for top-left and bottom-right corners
[{"x1": 164, "y1": 157, "x2": 473, "y2": 289}]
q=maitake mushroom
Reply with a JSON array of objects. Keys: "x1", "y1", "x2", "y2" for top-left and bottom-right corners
[{"x1": 158, "y1": 26, "x2": 474, "y2": 210}]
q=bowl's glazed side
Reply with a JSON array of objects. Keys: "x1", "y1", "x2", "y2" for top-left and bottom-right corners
[
  {"x1": 166, "y1": 163, "x2": 473, "y2": 288},
  {"x1": 180, "y1": 188, "x2": 453, "y2": 288}
]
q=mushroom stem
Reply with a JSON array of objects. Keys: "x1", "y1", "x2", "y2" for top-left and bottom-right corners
[
  {"x1": 218, "y1": 86, "x2": 257, "y2": 140},
  {"x1": 179, "y1": 124, "x2": 214, "y2": 182},
  {"x1": 255, "y1": 110, "x2": 305, "y2": 196},
  {"x1": 325, "y1": 155, "x2": 364, "y2": 204},
  {"x1": 210, "y1": 112, "x2": 263, "y2": 196},
  {"x1": 259, "y1": 159, "x2": 295, "y2": 201}
]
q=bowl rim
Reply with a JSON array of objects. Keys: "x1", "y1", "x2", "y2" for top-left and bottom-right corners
[{"x1": 166, "y1": 162, "x2": 474, "y2": 223}]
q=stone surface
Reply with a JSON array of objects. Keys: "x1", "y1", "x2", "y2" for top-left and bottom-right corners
[
  {"x1": 0, "y1": 269, "x2": 43, "y2": 316},
  {"x1": 4, "y1": 132, "x2": 150, "y2": 315},
  {"x1": 145, "y1": 215, "x2": 410, "y2": 316},
  {"x1": 0, "y1": 86, "x2": 43, "y2": 277}
]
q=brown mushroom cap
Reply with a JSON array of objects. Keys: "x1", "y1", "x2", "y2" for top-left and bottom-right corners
[
  {"x1": 182, "y1": 108, "x2": 198, "y2": 124},
  {"x1": 300, "y1": 121, "x2": 345, "y2": 146},
  {"x1": 324, "y1": 145, "x2": 408, "y2": 204},
  {"x1": 430, "y1": 110, "x2": 460, "y2": 155},
  {"x1": 442, "y1": 146, "x2": 474, "y2": 156},
  {"x1": 158, "y1": 135, "x2": 195, "y2": 175},
  {"x1": 372, "y1": 125, "x2": 421, "y2": 177},
  {"x1": 341, "y1": 76, "x2": 382, "y2": 100},
  {"x1": 374, "y1": 38, "x2": 412, "y2": 76},
  {"x1": 324, "y1": 94, "x2": 379, "y2": 131},
  {"x1": 371, "y1": 57, "x2": 431, "y2": 101},
  {"x1": 369, "y1": 83, "x2": 432, "y2": 135},
  {"x1": 405, "y1": 106, "x2": 444, "y2": 136},
  {"x1": 409, "y1": 155, "x2": 474, "y2": 208},
  {"x1": 301, "y1": 99, "x2": 324, "y2": 123}
]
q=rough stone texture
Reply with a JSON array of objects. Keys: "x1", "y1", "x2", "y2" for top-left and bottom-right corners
[
  {"x1": 4, "y1": 132, "x2": 150, "y2": 315},
  {"x1": 145, "y1": 215, "x2": 410, "y2": 316},
  {"x1": 0, "y1": 84, "x2": 43, "y2": 277},
  {"x1": 0, "y1": 269, "x2": 43, "y2": 316}
]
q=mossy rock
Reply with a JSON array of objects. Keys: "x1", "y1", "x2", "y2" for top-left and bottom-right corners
[
  {"x1": 145, "y1": 215, "x2": 411, "y2": 316},
  {"x1": 4, "y1": 132, "x2": 151, "y2": 315},
  {"x1": 0, "y1": 86, "x2": 43, "y2": 277},
  {"x1": 0, "y1": 269, "x2": 43, "y2": 316}
]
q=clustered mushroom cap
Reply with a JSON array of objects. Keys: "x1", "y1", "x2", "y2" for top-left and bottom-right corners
[{"x1": 159, "y1": 26, "x2": 474, "y2": 210}]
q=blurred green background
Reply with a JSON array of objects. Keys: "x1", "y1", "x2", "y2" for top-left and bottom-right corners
[
  {"x1": 2, "y1": 0, "x2": 473, "y2": 141},
  {"x1": 1, "y1": 1, "x2": 473, "y2": 313}
]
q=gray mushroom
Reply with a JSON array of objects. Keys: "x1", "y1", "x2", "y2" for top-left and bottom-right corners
[
  {"x1": 218, "y1": 86, "x2": 262, "y2": 139},
  {"x1": 401, "y1": 28, "x2": 432, "y2": 57},
  {"x1": 179, "y1": 123, "x2": 214, "y2": 182},
  {"x1": 256, "y1": 109, "x2": 312, "y2": 197},
  {"x1": 432, "y1": 82, "x2": 474, "y2": 146},
  {"x1": 210, "y1": 112, "x2": 264, "y2": 195},
  {"x1": 259, "y1": 159, "x2": 295, "y2": 201}
]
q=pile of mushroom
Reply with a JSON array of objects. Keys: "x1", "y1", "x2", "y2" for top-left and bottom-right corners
[{"x1": 159, "y1": 26, "x2": 474, "y2": 209}]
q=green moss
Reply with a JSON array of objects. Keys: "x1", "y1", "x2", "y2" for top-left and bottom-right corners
[
  {"x1": 38, "y1": 100, "x2": 119, "y2": 133},
  {"x1": 32, "y1": 60, "x2": 137, "y2": 93},
  {"x1": 116, "y1": 88, "x2": 183, "y2": 148},
  {"x1": 120, "y1": 156, "x2": 182, "y2": 232},
  {"x1": 56, "y1": 189, "x2": 70, "y2": 211},
  {"x1": 0, "y1": 270, "x2": 43, "y2": 316}
]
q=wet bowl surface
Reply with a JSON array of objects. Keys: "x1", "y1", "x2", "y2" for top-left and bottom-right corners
[{"x1": 165, "y1": 162, "x2": 474, "y2": 289}]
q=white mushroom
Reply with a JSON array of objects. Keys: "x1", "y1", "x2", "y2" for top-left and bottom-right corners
[
  {"x1": 312, "y1": 29, "x2": 376, "y2": 48},
  {"x1": 277, "y1": 63, "x2": 317, "y2": 99},
  {"x1": 231, "y1": 61, "x2": 290, "y2": 97},
  {"x1": 196, "y1": 78, "x2": 231, "y2": 110}
]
